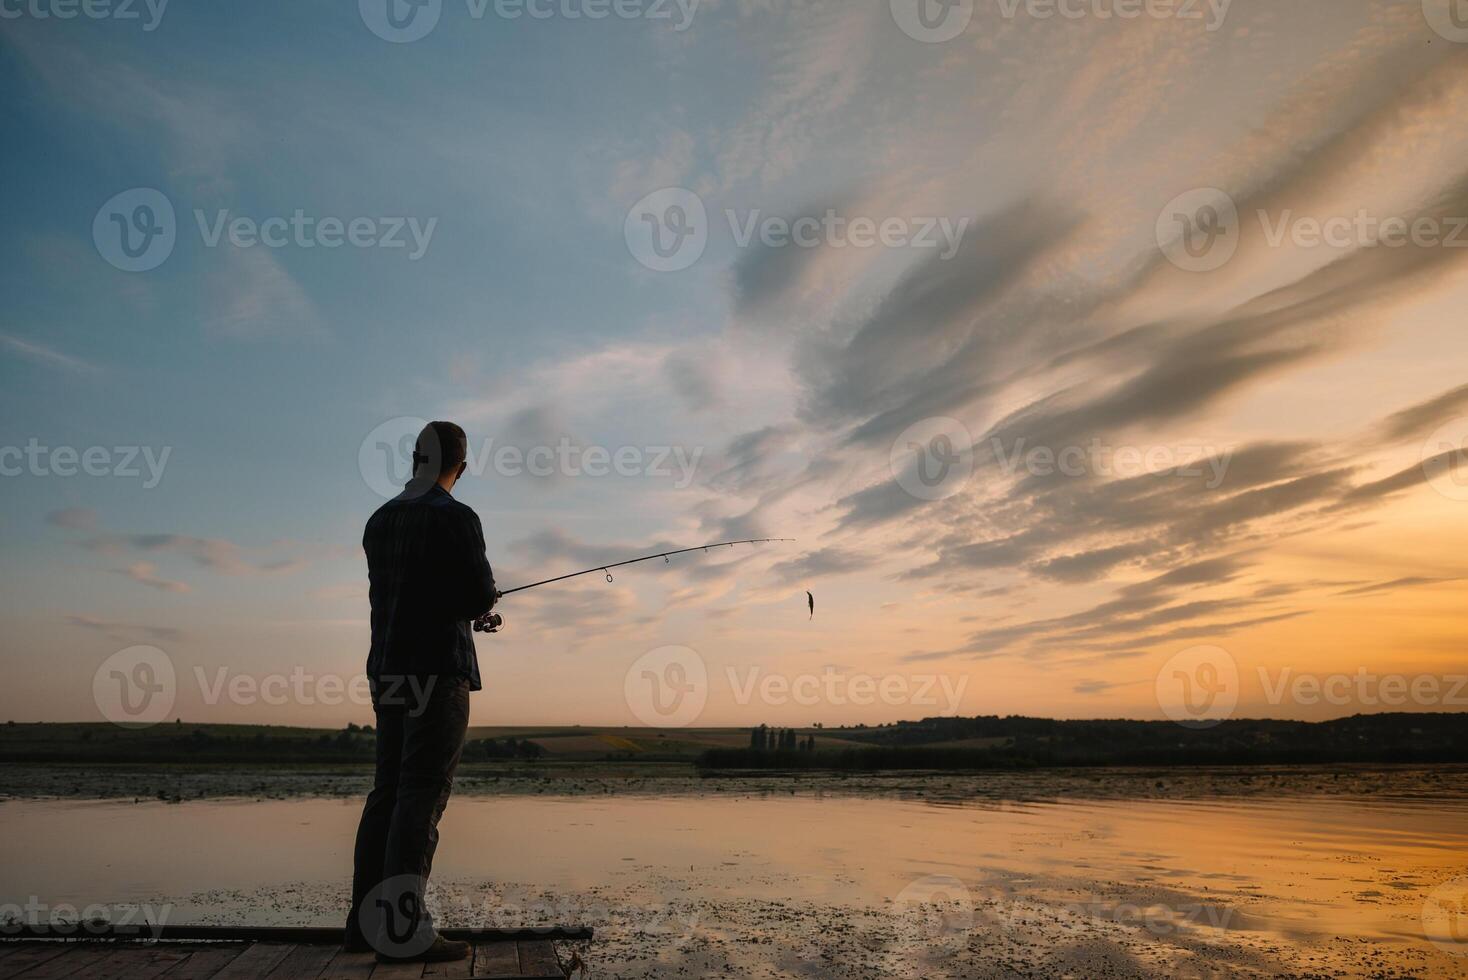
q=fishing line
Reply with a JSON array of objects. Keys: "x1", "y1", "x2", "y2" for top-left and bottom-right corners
[{"x1": 474, "y1": 538, "x2": 795, "y2": 632}]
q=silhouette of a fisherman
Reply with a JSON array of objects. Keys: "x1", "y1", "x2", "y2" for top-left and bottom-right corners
[{"x1": 345, "y1": 421, "x2": 498, "y2": 964}]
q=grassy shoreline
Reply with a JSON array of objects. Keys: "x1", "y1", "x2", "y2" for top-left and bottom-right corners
[{"x1": 4, "y1": 760, "x2": 1466, "y2": 804}]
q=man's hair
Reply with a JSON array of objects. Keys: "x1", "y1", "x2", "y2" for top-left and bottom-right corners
[{"x1": 412, "y1": 421, "x2": 469, "y2": 477}]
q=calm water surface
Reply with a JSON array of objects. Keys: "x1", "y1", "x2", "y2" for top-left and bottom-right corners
[{"x1": 3, "y1": 793, "x2": 1466, "y2": 957}]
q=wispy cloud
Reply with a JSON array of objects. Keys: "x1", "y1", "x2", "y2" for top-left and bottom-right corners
[
  {"x1": 46, "y1": 508, "x2": 99, "y2": 530},
  {"x1": 66, "y1": 613, "x2": 183, "y2": 644},
  {"x1": 0, "y1": 334, "x2": 102, "y2": 375},
  {"x1": 114, "y1": 561, "x2": 190, "y2": 594}
]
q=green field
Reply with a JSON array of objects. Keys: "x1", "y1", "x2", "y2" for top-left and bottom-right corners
[
  {"x1": 7, "y1": 714, "x2": 1463, "y2": 770},
  {"x1": 0, "y1": 721, "x2": 867, "y2": 765}
]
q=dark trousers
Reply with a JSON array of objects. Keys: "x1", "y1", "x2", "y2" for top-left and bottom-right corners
[{"x1": 347, "y1": 675, "x2": 471, "y2": 949}]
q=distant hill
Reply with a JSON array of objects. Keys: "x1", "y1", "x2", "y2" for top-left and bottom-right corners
[
  {"x1": 3, "y1": 714, "x2": 1464, "y2": 769},
  {"x1": 0, "y1": 721, "x2": 863, "y2": 765},
  {"x1": 697, "y1": 713, "x2": 1468, "y2": 770}
]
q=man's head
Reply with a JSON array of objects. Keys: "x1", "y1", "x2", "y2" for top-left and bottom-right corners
[{"x1": 412, "y1": 421, "x2": 469, "y2": 489}]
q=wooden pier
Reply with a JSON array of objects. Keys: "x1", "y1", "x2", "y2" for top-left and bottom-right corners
[{"x1": 0, "y1": 927, "x2": 586, "y2": 980}]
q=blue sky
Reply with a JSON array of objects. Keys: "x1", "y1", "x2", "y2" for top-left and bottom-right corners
[{"x1": 4, "y1": 1, "x2": 1468, "y2": 727}]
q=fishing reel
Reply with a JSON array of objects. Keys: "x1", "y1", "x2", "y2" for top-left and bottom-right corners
[{"x1": 472, "y1": 612, "x2": 504, "y2": 634}]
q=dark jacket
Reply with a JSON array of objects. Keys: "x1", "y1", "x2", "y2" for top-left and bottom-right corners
[{"x1": 364, "y1": 483, "x2": 496, "y2": 690}]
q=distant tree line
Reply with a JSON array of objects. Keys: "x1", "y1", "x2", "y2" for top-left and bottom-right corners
[
  {"x1": 699, "y1": 713, "x2": 1468, "y2": 771},
  {"x1": 464, "y1": 736, "x2": 545, "y2": 761},
  {"x1": 0, "y1": 724, "x2": 380, "y2": 764},
  {"x1": 748, "y1": 724, "x2": 815, "y2": 752}
]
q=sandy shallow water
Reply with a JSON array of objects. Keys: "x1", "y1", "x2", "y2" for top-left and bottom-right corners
[{"x1": 4, "y1": 776, "x2": 1468, "y2": 978}]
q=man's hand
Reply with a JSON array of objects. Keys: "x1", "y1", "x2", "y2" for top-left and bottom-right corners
[{"x1": 473, "y1": 593, "x2": 502, "y2": 633}]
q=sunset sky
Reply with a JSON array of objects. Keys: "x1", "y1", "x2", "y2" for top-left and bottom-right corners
[{"x1": 2, "y1": 1, "x2": 1467, "y2": 728}]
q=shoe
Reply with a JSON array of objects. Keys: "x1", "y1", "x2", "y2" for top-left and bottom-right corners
[
  {"x1": 375, "y1": 934, "x2": 472, "y2": 964},
  {"x1": 342, "y1": 923, "x2": 372, "y2": 953}
]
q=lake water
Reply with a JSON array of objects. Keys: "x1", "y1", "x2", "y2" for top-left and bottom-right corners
[{"x1": 4, "y1": 792, "x2": 1467, "y2": 976}]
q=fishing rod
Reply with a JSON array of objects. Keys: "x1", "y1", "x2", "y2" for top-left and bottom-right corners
[{"x1": 474, "y1": 537, "x2": 795, "y2": 633}]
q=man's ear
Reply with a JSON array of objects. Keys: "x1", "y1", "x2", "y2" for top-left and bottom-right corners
[{"x1": 455, "y1": 461, "x2": 468, "y2": 481}]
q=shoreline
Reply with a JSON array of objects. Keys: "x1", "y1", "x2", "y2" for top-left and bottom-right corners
[{"x1": 3, "y1": 761, "x2": 1465, "y2": 804}]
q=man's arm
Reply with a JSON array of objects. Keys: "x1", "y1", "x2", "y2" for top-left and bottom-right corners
[{"x1": 447, "y1": 507, "x2": 498, "y2": 620}]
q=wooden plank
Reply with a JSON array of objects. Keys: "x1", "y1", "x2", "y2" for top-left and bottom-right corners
[
  {"x1": 70, "y1": 946, "x2": 192, "y2": 980},
  {"x1": 514, "y1": 942, "x2": 562, "y2": 980},
  {"x1": 0, "y1": 944, "x2": 71, "y2": 977},
  {"x1": 470, "y1": 942, "x2": 520, "y2": 979},
  {"x1": 367, "y1": 959, "x2": 425, "y2": 980},
  {"x1": 208, "y1": 943, "x2": 294, "y2": 980},
  {"x1": 267, "y1": 944, "x2": 339, "y2": 979},
  {"x1": 1, "y1": 926, "x2": 591, "y2": 944},
  {"x1": 318, "y1": 949, "x2": 377, "y2": 980},
  {"x1": 9, "y1": 945, "x2": 103, "y2": 980},
  {"x1": 160, "y1": 947, "x2": 250, "y2": 980},
  {"x1": 422, "y1": 951, "x2": 474, "y2": 979}
]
